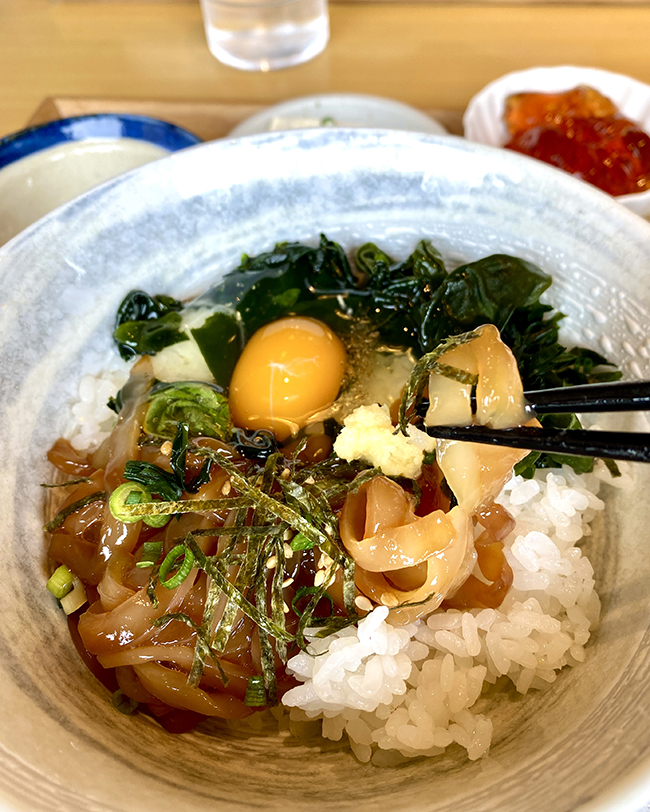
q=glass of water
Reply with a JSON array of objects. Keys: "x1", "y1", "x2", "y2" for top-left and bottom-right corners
[{"x1": 199, "y1": 0, "x2": 329, "y2": 72}]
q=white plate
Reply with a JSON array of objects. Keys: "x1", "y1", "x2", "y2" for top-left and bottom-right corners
[
  {"x1": 229, "y1": 93, "x2": 447, "y2": 136},
  {"x1": 463, "y1": 65, "x2": 650, "y2": 217}
]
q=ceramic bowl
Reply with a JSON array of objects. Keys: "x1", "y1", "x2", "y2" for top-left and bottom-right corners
[
  {"x1": 229, "y1": 93, "x2": 447, "y2": 136},
  {"x1": 1, "y1": 129, "x2": 650, "y2": 812},
  {"x1": 0, "y1": 113, "x2": 201, "y2": 245},
  {"x1": 463, "y1": 65, "x2": 650, "y2": 217}
]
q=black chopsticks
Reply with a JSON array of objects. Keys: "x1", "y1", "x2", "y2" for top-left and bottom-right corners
[
  {"x1": 428, "y1": 379, "x2": 650, "y2": 462},
  {"x1": 523, "y1": 380, "x2": 650, "y2": 416},
  {"x1": 425, "y1": 424, "x2": 650, "y2": 463}
]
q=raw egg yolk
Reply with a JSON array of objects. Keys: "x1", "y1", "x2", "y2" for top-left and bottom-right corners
[{"x1": 229, "y1": 316, "x2": 346, "y2": 441}]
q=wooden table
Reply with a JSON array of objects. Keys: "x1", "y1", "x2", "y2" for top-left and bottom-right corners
[{"x1": 4, "y1": 0, "x2": 650, "y2": 138}]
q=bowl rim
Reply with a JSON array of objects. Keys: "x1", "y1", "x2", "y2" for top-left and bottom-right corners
[{"x1": 0, "y1": 113, "x2": 202, "y2": 170}]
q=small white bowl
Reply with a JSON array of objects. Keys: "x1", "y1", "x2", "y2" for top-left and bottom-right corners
[
  {"x1": 229, "y1": 93, "x2": 447, "y2": 137},
  {"x1": 0, "y1": 114, "x2": 201, "y2": 246},
  {"x1": 463, "y1": 65, "x2": 650, "y2": 217}
]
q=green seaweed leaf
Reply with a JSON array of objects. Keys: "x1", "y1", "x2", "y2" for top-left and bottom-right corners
[{"x1": 113, "y1": 291, "x2": 186, "y2": 361}]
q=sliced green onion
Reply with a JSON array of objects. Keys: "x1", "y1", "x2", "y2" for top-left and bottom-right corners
[
  {"x1": 159, "y1": 544, "x2": 195, "y2": 589},
  {"x1": 136, "y1": 541, "x2": 163, "y2": 569},
  {"x1": 46, "y1": 565, "x2": 74, "y2": 599},
  {"x1": 244, "y1": 675, "x2": 267, "y2": 707},
  {"x1": 111, "y1": 689, "x2": 139, "y2": 715},
  {"x1": 109, "y1": 482, "x2": 170, "y2": 528},
  {"x1": 110, "y1": 482, "x2": 149, "y2": 523},
  {"x1": 59, "y1": 579, "x2": 88, "y2": 615}
]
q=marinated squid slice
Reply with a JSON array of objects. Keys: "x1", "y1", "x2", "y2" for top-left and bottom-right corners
[
  {"x1": 426, "y1": 324, "x2": 528, "y2": 430},
  {"x1": 338, "y1": 326, "x2": 533, "y2": 620},
  {"x1": 426, "y1": 324, "x2": 532, "y2": 514},
  {"x1": 133, "y1": 662, "x2": 252, "y2": 719},
  {"x1": 426, "y1": 373, "x2": 472, "y2": 426},
  {"x1": 436, "y1": 440, "x2": 529, "y2": 516},
  {"x1": 340, "y1": 476, "x2": 474, "y2": 623},
  {"x1": 103, "y1": 356, "x2": 154, "y2": 492}
]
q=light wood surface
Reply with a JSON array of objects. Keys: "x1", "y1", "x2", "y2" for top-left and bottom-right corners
[
  {"x1": 27, "y1": 96, "x2": 465, "y2": 138},
  {"x1": 4, "y1": 0, "x2": 650, "y2": 139}
]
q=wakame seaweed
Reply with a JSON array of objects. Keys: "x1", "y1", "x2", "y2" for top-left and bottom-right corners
[
  {"x1": 112, "y1": 235, "x2": 619, "y2": 394},
  {"x1": 232, "y1": 235, "x2": 363, "y2": 339},
  {"x1": 113, "y1": 290, "x2": 187, "y2": 361},
  {"x1": 113, "y1": 235, "x2": 620, "y2": 476}
]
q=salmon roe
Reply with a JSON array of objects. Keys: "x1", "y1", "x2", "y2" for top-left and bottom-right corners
[{"x1": 503, "y1": 85, "x2": 650, "y2": 196}]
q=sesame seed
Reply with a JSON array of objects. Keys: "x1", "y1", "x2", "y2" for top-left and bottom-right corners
[
  {"x1": 318, "y1": 553, "x2": 333, "y2": 570},
  {"x1": 283, "y1": 529, "x2": 293, "y2": 541},
  {"x1": 280, "y1": 468, "x2": 291, "y2": 480},
  {"x1": 380, "y1": 592, "x2": 399, "y2": 608},
  {"x1": 221, "y1": 480, "x2": 232, "y2": 496},
  {"x1": 282, "y1": 577, "x2": 294, "y2": 588},
  {"x1": 314, "y1": 570, "x2": 326, "y2": 587},
  {"x1": 283, "y1": 602, "x2": 290, "y2": 614},
  {"x1": 283, "y1": 542, "x2": 294, "y2": 559},
  {"x1": 266, "y1": 555, "x2": 277, "y2": 569},
  {"x1": 160, "y1": 441, "x2": 173, "y2": 456},
  {"x1": 303, "y1": 476, "x2": 315, "y2": 485},
  {"x1": 355, "y1": 595, "x2": 373, "y2": 612}
]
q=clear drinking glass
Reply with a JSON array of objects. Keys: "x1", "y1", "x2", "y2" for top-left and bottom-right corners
[{"x1": 199, "y1": 0, "x2": 329, "y2": 72}]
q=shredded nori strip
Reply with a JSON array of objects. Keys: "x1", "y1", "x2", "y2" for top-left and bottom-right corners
[
  {"x1": 44, "y1": 491, "x2": 107, "y2": 533},
  {"x1": 255, "y1": 548, "x2": 278, "y2": 706},
  {"x1": 397, "y1": 331, "x2": 480, "y2": 435},
  {"x1": 212, "y1": 508, "x2": 257, "y2": 654},
  {"x1": 146, "y1": 565, "x2": 161, "y2": 608},
  {"x1": 294, "y1": 560, "x2": 340, "y2": 650},
  {"x1": 431, "y1": 362, "x2": 479, "y2": 387},
  {"x1": 190, "y1": 579, "x2": 228, "y2": 688},
  {"x1": 186, "y1": 537, "x2": 293, "y2": 644},
  {"x1": 193, "y1": 447, "x2": 347, "y2": 566},
  {"x1": 152, "y1": 608, "x2": 229, "y2": 688},
  {"x1": 119, "y1": 495, "x2": 251, "y2": 518},
  {"x1": 270, "y1": 536, "x2": 288, "y2": 663},
  {"x1": 40, "y1": 477, "x2": 92, "y2": 489}
]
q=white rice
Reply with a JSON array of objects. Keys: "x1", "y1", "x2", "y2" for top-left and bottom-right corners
[
  {"x1": 282, "y1": 462, "x2": 625, "y2": 765},
  {"x1": 66, "y1": 362, "x2": 130, "y2": 452}
]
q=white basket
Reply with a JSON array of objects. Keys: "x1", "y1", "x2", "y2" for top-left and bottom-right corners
[{"x1": 463, "y1": 65, "x2": 650, "y2": 217}]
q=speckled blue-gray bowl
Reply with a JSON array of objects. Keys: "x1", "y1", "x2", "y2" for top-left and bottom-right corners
[{"x1": 1, "y1": 128, "x2": 650, "y2": 812}]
